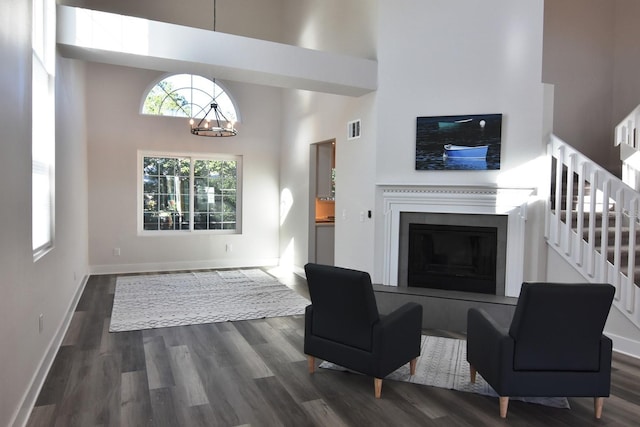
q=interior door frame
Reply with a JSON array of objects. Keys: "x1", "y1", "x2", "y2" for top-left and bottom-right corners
[{"x1": 308, "y1": 139, "x2": 335, "y2": 264}]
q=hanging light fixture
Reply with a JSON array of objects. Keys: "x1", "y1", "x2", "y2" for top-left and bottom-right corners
[
  {"x1": 189, "y1": 0, "x2": 237, "y2": 137},
  {"x1": 189, "y1": 100, "x2": 237, "y2": 137}
]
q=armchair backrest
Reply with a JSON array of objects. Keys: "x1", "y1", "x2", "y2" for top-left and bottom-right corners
[
  {"x1": 508, "y1": 282, "x2": 614, "y2": 371},
  {"x1": 304, "y1": 263, "x2": 380, "y2": 351}
]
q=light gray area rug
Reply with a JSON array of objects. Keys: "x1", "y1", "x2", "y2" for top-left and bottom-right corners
[
  {"x1": 110, "y1": 269, "x2": 309, "y2": 332},
  {"x1": 320, "y1": 335, "x2": 570, "y2": 409}
]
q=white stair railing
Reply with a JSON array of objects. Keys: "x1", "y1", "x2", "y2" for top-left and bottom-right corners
[{"x1": 547, "y1": 135, "x2": 640, "y2": 329}]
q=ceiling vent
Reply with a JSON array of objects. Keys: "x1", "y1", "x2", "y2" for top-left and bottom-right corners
[{"x1": 347, "y1": 119, "x2": 361, "y2": 140}]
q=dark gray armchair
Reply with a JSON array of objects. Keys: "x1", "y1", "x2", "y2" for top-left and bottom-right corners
[
  {"x1": 304, "y1": 263, "x2": 423, "y2": 398},
  {"x1": 467, "y1": 282, "x2": 615, "y2": 418}
]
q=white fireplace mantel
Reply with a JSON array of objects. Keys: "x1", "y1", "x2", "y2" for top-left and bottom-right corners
[{"x1": 380, "y1": 185, "x2": 535, "y2": 297}]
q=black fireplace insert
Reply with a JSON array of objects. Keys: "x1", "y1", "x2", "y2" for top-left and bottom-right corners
[{"x1": 407, "y1": 223, "x2": 497, "y2": 294}]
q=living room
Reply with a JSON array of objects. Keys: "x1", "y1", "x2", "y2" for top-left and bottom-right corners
[{"x1": 3, "y1": 0, "x2": 640, "y2": 425}]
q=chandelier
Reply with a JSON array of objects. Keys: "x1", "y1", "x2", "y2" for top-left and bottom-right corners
[
  {"x1": 189, "y1": 100, "x2": 237, "y2": 137},
  {"x1": 189, "y1": 0, "x2": 237, "y2": 137}
]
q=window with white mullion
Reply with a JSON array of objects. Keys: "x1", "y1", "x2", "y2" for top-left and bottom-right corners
[
  {"x1": 32, "y1": 0, "x2": 56, "y2": 260},
  {"x1": 141, "y1": 74, "x2": 239, "y2": 124},
  {"x1": 142, "y1": 156, "x2": 190, "y2": 231},
  {"x1": 140, "y1": 153, "x2": 240, "y2": 234}
]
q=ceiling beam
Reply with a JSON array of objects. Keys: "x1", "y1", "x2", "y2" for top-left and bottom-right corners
[{"x1": 57, "y1": 5, "x2": 377, "y2": 97}]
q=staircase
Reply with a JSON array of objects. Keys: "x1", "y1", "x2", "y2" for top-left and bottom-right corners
[{"x1": 547, "y1": 135, "x2": 640, "y2": 330}]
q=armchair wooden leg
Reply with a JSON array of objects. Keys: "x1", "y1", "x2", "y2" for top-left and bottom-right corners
[
  {"x1": 469, "y1": 364, "x2": 477, "y2": 383},
  {"x1": 374, "y1": 378, "x2": 383, "y2": 398},
  {"x1": 409, "y1": 357, "x2": 417, "y2": 375},
  {"x1": 594, "y1": 397, "x2": 604, "y2": 419},
  {"x1": 307, "y1": 355, "x2": 315, "y2": 374},
  {"x1": 499, "y1": 396, "x2": 509, "y2": 418}
]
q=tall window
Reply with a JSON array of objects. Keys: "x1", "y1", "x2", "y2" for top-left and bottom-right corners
[
  {"x1": 32, "y1": 0, "x2": 56, "y2": 259},
  {"x1": 141, "y1": 74, "x2": 239, "y2": 123},
  {"x1": 141, "y1": 153, "x2": 241, "y2": 233}
]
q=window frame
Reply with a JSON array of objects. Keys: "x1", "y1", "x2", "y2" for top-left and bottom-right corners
[
  {"x1": 140, "y1": 73, "x2": 240, "y2": 124},
  {"x1": 32, "y1": 0, "x2": 56, "y2": 261},
  {"x1": 137, "y1": 151, "x2": 243, "y2": 236}
]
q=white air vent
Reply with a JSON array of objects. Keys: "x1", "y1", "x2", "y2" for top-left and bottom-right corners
[{"x1": 347, "y1": 119, "x2": 361, "y2": 140}]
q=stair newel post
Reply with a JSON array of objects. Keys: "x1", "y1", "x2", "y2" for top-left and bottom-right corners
[
  {"x1": 599, "y1": 179, "x2": 611, "y2": 285},
  {"x1": 564, "y1": 151, "x2": 574, "y2": 255},
  {"x1": 615, "y1": 119, "x2": 627, "y2": 146},
  {"x1": 545, "y1": 142, "x2": 553, "y2": 241},
  {"x1": 552, "y1": 147, "x2": 568, "y2": 248},
  {"x1": 587, "y1": 168, "x2": 598, "y2": 277},
  {"x1": 613, "y1": 188, "x2": 624, "y2": 301},
  {"x1": 616, "y1": 105, "x2": 640, "y2": 191},
  {"x1": 575, "y1": 161, "x2": 587, "y2": 267},
  {"x1": 625, "y1": 199, "x2": 638, "y2": 314}
]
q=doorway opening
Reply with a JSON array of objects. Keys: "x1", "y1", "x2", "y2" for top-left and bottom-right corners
[{"x1": 308, "y1": 140, "x2": 336, "y2": 265}]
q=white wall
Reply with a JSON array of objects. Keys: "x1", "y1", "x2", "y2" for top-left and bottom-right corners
[
  {"x1": 281, "y1": 0, "x2": 377, "y2": 58},
  {"x1": 376, "y1": 0, "x2": 546, "y2": 186},
  {"x1": 277, "y1": 0, "x2": 378, "y2": 273},
  {"x1": 0, "y1": 0, "x2": 90, "y2": 423},
  {"x1": 0, "y1": 2, "x2": 33, "y2": 424},
  {"x1": 333, "y1": 93, "x2": 378, "y2": 272},
  {"x1": 86, "y1": 63, "x2": 282, "y2": 273},
  {"x1": 372, "y1": 0, "x2": 548, "y2": 282},
  {"x1": 279, "y1": 0, "x2": 552, "y2": 280},
  {"x1": 279, "y1": 89, "x2": 377, "y2": 273}
]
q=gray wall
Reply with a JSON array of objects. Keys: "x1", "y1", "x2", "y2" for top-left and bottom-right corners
[
  {"x1": 543, "y1": 0, "x2": 640, "y2": 175},
  {"x1": 543, "y1": 0, "x2": 616, "y2": 172},
  {"x1": 0, "y1": 0, "x2": 89, "y2": 424},
  {"x1": 85, "y1": 64, "x2": 282, "y2": 273},
  {"x1": 612, "y1": 0, "x2": 640, "y2": 127},
  {"x1": 6, "y1": 0, "x2": 640, "y2": 424}
]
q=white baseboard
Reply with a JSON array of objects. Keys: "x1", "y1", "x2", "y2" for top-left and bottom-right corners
[
  {"x1": 12, "y1": 274, "x2": 89, "y2": 427},
  {"x1": 290, "y1": 264, "x2": 306, "y2": 278},
  {"x1": 608, "y1": 332, "x2": 640, "y2": 360},
  {"x1": 89, "y1": 258, "x2": 281, "y2": 275}
]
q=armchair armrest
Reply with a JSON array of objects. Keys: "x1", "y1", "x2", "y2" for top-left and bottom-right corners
[
  {"x1": 372, "y1": 302, "x2": 423, "y2": 374},
  {"x1": 596, "y1": 334, "x2": 613, "y2": 396},
  {"x1": 467, "y1": 308, "x2": 514, "y2": 390},
  {"x1": 468, "y1": 307, "x2": 509, "y2": 344},
  {"x1": 599, "y1": 334, "x2": 613, "y2": 370},
  {"x1": 377, "y1": 302, "x2": 423, "y2": 332}
]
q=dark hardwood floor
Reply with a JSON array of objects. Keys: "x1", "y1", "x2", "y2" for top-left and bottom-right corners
[{"x1": 26, "y1": 268, "x2": 640, "y2": 427}]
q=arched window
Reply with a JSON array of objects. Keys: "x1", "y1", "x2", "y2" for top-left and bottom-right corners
[{"x1": 141, "y1": 74, "x2": 239, "y2": 123}]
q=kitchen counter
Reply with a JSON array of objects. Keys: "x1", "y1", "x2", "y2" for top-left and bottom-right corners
[{"x1": 315, "y1": 219, "x2": 335, "y2": 225}]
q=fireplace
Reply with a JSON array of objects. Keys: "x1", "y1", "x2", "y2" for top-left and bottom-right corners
[
  {"x1": 399, "y1": 212, "x2": 507, "y2": 295},
  {"x1": 380, "y1": 185, "x2": 533, "y2": 297}
]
